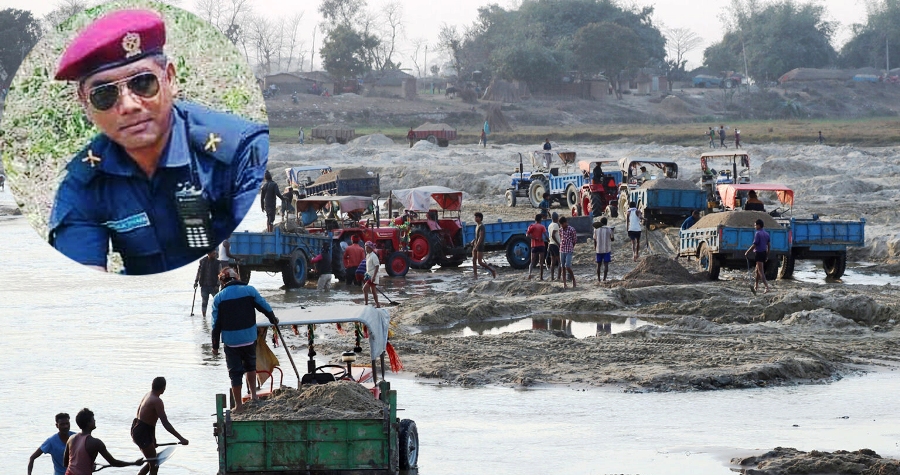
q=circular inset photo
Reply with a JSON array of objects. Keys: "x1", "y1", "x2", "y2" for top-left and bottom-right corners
[{"x1": 0, "y1": 0, "x2": 268, "y2": 275}]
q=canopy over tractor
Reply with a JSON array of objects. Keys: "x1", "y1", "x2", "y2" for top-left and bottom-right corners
[
  {"x1": 717, "y1": 183, "x2": 794, "y2": 212},
  {"x1": 391, "y1": 186, "x2": 463, "y2": 212}
]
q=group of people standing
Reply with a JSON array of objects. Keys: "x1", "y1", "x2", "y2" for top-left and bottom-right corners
[
  {"x1": 28, "y1": 378, "x2": 188, "y2": 475},
  {"x1": 707, "y1": 125, "x2": 741, "y2": 148}
]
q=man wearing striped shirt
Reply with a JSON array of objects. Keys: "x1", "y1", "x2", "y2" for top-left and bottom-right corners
[{"x1": 558, "y1": 217, "x2": 578, "y2": 289}]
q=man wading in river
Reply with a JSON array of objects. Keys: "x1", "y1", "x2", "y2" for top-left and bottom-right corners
[
  {"x1": 63, "y1": 408, "x2": 141, "y2": 475},
  {"x1": 132, "y1": 377, "x2": 188, "y2": 475},
  {"x1": 211, "y1": 268, "x2": 279, "y2": 413}
]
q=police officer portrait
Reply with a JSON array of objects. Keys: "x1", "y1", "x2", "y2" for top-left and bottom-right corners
[{"x1": 0, "y1": 2, "x2": 268, "y2": 275}]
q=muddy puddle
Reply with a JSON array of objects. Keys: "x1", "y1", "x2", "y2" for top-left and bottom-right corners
[
  {"x1": 792, "y1": 261, "x2": 900, "y2": 286},
  {"x1": 423, "y1": 314, "x2": 651, "y2": 338}
]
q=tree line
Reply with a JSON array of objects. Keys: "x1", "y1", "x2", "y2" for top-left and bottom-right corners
[{"x1": 3, "y1": 0, "x2": 900, "y2": 94}]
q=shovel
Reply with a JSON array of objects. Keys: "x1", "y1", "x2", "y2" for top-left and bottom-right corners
[
  {"x1": 189, "y1": 285, "x2": 197, "y2": 316},
  {"x1": 94, "y1": 446, "x2": 178, "y2": 472},
  {"x1": 376, "y1": 287, "x2": 401, "y2": 306},
  {"x1": 272, "y1": 323, "x2": 302, "y2": 388}
]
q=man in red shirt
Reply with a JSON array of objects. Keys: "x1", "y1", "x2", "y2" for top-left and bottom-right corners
[
  {"x1": 342, "y1": 235, "x2": 367, "y2": 286},
  {"x1": 526, "y1": 213, "x2": 547, "y2": 280}
]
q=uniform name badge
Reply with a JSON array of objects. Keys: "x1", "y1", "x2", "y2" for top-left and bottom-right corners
[
  {"x1": 174, "y1": 183, "x2": 214, "y2": 248},
  {"x1": 104, "y1": 212, "x2": 151, "y2": 233}
]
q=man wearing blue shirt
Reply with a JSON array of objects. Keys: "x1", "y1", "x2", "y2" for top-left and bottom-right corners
[
  {"x1": 27, "y1": 413, "x2": 75, "y2": 475},
  {"x1": 211, "y1": 267, "x2": 278, "y2": 413},
  {"x1": 47, "y1": 9, "x2": 267, "y2": 275},
  {"x1": 681, "y1": 210, "x2": 701, "y2": 230}
]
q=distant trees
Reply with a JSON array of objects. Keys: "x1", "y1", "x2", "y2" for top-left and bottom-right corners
[
  {"x1": 839, "y1": 0, "x2": 900, "y2": 69},
  {"x1": 703, "y1": 0, "x2": 836, "y2": 83},
  {"x1": 0, "y1": 9, "x2": 42, "y2": 83},
  {"x1": 320, "y1": 24, "x2": 372, "y2": 80},
  {"x1": 574, "y1": 22, "x2": 646, "y2": 98},
  {"x1": 448, "y1": 0, "x2": 665, "y2": 93}
]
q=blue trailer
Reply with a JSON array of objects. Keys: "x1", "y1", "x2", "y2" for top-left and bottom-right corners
[
  {"x1": 678, "y1": 212, "x2": 791, "y2": 280},
  {"x1": 461, "y1": 216, "x2": 594, "y2": 269},
  {"x1": 628, "y1": 186, "x2": 707, "y2": 228},
  {"x1": 777, "y1": 217, "x2": 866, "y2": 279},
  {"x1": 228, "y1": 228, "x2": 332, "y2": 288}
]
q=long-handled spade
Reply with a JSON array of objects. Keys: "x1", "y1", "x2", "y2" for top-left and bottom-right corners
[
  {"x1": 271, "y1": 323, "x2": 302, "y2": 388},
  {"x1": 376, "y1": 287, "x2": 401, "y2": 306},
  {"x1": 94, "y1": 445, "x2": 180, "y2": 472},
  {"x1": 189, "y1": 285, "x2": 198, "y2": 316}
]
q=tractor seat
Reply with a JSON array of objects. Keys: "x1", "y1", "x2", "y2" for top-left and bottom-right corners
[
  {"x1": 300, "y1": 372, "x2": 336, "y2": 385},
  {"x1": 242, "y1": 367, "x2": 284, "y2": 403}
]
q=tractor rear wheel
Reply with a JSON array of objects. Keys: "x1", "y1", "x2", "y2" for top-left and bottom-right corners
[
  {"x1": 399, "y1": 419, "x2": 419, "y2": 470},
  {"x1": 590, "y1": 192, "x2": 604, "y2": 218},
  {"x1": 385, "y1": 251, "x2": 410, "y2": 277},
  {"x1": 506, "y1": 190, "x2": 516, "y2": 207},
  {"x1": 778, "y1": 253, "x2": 795, "y2": 280},
  {"x1": 823, "y1": 252, "x2": 847, "y2": 278},
  {"x1": 505, "y1": 235, "x2": 531, "y2": 269},
  {"x1": 281, "y1": 249, "x2": 308, "y2": 288},
  {"x1": 698, "y1": 244, "x2": 720, "y2": 280},
  {"x1": 408, "y1": 230, "x2": 440, "y2": 269},
  {"x1": 528, "y1": 178, "x2": 549, "y2": 208},
  {"x1": 565, "y1": 185, "x2": 579, "y2": 209}
]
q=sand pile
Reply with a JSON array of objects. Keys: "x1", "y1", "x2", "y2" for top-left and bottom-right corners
[
  {"x1": 414, "y1": 122, "x2": 455, "y2": 132},
  {"x1": 312, "y1": 167, "x2": 373, "y2": 185},
  {"x1": 640, "y1": 179, "x2": 698, "y2": 190},
  {"x1": 349, "y1": 134, "x2": 394, "y2": 146},
  {"x1": 622, "y1": 255, "x2": 697, "y2": 285},
  {"x1": 660, "y1": 95, "x2": 690, "y2": 113},
  {"x1": 233, "y1": 381, "x2": 386, "y2": 421},
  {"x1": 732, "y1": 447, "x2": 900, "y2": 475},
  {"x1": 693, "y1": 210, "x2": 779, "y2": 228}
]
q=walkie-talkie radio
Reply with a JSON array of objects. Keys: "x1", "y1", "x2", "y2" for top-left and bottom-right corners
[{"x1": 174, "y1": 183, "x2": 213, "y2": 249}]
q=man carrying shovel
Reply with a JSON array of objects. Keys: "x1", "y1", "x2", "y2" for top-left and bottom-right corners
[{"x1": 132, "y1": 377, "x2": 188, "y2": 475}]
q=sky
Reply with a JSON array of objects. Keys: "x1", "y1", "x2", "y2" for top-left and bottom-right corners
[{"x1": 0, "y1": 0, "x2": 870, "y2": 72}]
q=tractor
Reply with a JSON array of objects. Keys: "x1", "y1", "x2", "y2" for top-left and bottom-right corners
[
  {"x1": 389, "y1": 186, "x2": 467, "y2": 270},
  {"x1": 505, "y1": 150, "x2": 586, "y2": 210},
  {"x1": 572, "y1": 159, "x2": 622, "y2": 218}
]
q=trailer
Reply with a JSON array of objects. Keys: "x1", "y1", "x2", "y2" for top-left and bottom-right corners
[
  {"x1": 310, "y1": 125, "x2": 355, "y2": 144},
  {"x1": 214, "y1": 306, "x2": 418, "y2": 474},
  {"x1": 409, "y1": 122, "x2": 457, "y2": 147},
  {"x1": 678, "y1": 211, "x2": 791, "y2": 280},
  {"x1": 717, "y1": 183, "x2": 865, "y2": 279},
  {"x1": 228, "y1": 228, "x2": 332, "y2": 288},
  {"x1": 286, "y1": 166, "x2": 380, "y2": 198},
  {"x1": 461, "y1": 216, "x2": 595, "y2": 269},
  {"x1": 628, "y1": 185, "x2": 707, "y2": 229}
]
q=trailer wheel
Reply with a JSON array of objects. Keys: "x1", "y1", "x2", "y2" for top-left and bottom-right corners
[
  {"x1": 505, "y1": 235, "x2": 531, "y2": 269},
  {"x1": 506, "y1": 190, "x2": 517, "y2": 207},
  {"x1": 325, "y1": 135, "x2": 336, "y2": 144},
  {"x1": 823, "y1": 252, "x2": 847, "y2": 279},
  {"x1": 399, "y1": 419, "x2": 419, "y2": 470},
  {"x1": 426, "y1": 134, "x2": 437, "y2": 144},
  {"x1": 238, "y1": 266, "x2": 251, "y2": 283},
  {"x1": 565, "y1": 185, "x2": 579, "y2": 209},
  {"x1": 437, "y1": 138, "x2": 449, "y2": 147},
  {"x1": 698, "y1": 244, "x2": 720, "y2": 280},
  {"x1": 590, "y1": 192, "x2": 604, "y2": 218},
  {"x1": 528, "y1": 177, "x2": 549, "y2": 208},
  {"x1": 386, "y1": 251, "x2": 410, "y2": 277},
  {"x1": 764, "y1": 258, "x2": 779, "y2": 281},
  {"x1": 408, "y1": 230, "x2": 439, "y2": 269},
  {"x1": 778, "y1": 254, "x2": 795, "y2": 280},
  {"x1": 281, "y1": 249, "x2": 309, "y2": 288}
]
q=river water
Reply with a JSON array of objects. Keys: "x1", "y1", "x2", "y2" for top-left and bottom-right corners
[{"x1": 3, "y1": 187, "x2": 900, "y2": 475}]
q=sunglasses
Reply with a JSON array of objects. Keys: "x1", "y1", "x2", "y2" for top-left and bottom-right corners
[{"x1": 87, "y1": 72, "x2": 160, "y2": 111}]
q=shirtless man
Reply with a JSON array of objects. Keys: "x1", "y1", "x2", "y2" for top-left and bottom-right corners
[
  {"x1": 63, "y1": 408, "x2": 141, "y2": 475},
  {"x1": 132, "y1": 377, "x2": 188, "y2": 475}
]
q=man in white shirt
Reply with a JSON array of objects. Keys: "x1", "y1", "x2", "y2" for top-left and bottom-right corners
[{"x1": 593, "y1": 217, "x2": 615, "y2": 282}]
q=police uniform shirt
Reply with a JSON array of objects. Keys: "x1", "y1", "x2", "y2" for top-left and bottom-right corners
[{"x1": 49, "y1": 101, "x2": 268, "y2": 275}]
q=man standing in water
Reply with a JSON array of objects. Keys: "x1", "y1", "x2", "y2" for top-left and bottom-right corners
[
  {"x1": 212, "y1": 268, "x2": 279, "y2": 413},
  {"x1": 27, "y1": 413, "x2": 75, "y2": 475},
  {"x1": 63, "y1": 408, "x2": 141, "y2": 474},
  {"x1": 194, "y1": 250, "x2": 219, "y2": 317},
  {"x1": 472, "y1": 212, "x2": 497, "y2": 279},
  {"x1": 132, "y1": 377, "x2": 188, "y2": 475}
]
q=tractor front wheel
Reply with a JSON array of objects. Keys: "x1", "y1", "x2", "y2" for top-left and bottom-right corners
[
  {"x1": 385, "y1": 251, "x2": 410, "y2": 277},
  {"x1": 506, "y1": 190, "x2": 517, "y2": 207}
]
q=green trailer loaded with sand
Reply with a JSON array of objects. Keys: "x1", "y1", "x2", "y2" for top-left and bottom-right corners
[{"x1": 213, "y1": 306, "x2": 418, "y2": 474}]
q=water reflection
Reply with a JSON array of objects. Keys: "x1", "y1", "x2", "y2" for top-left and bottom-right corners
[{"x1": 451, "y1": 315, "x2": 648, "y2": 338}]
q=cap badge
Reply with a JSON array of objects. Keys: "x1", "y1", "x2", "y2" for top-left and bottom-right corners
[
  {"x1": 122, "y1": 32, "x2": 142, "y2": 58},
  {"x1": 204, "y1": 133, "x2": 222, "y2": 152},
  {"x1": 82, "y1": 149, "x2": 101, "y2": 168}
]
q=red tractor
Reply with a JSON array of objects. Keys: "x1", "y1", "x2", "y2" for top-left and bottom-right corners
[
  {"x1": 388, "y1": 186, "x2": 467, "y2": 270},
  {"x1": 294, "y1": 195, "x2": 410, "y2": 277},
  {"x1": 573, "y1": 160, "x2": 622, "y2": 218}
]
